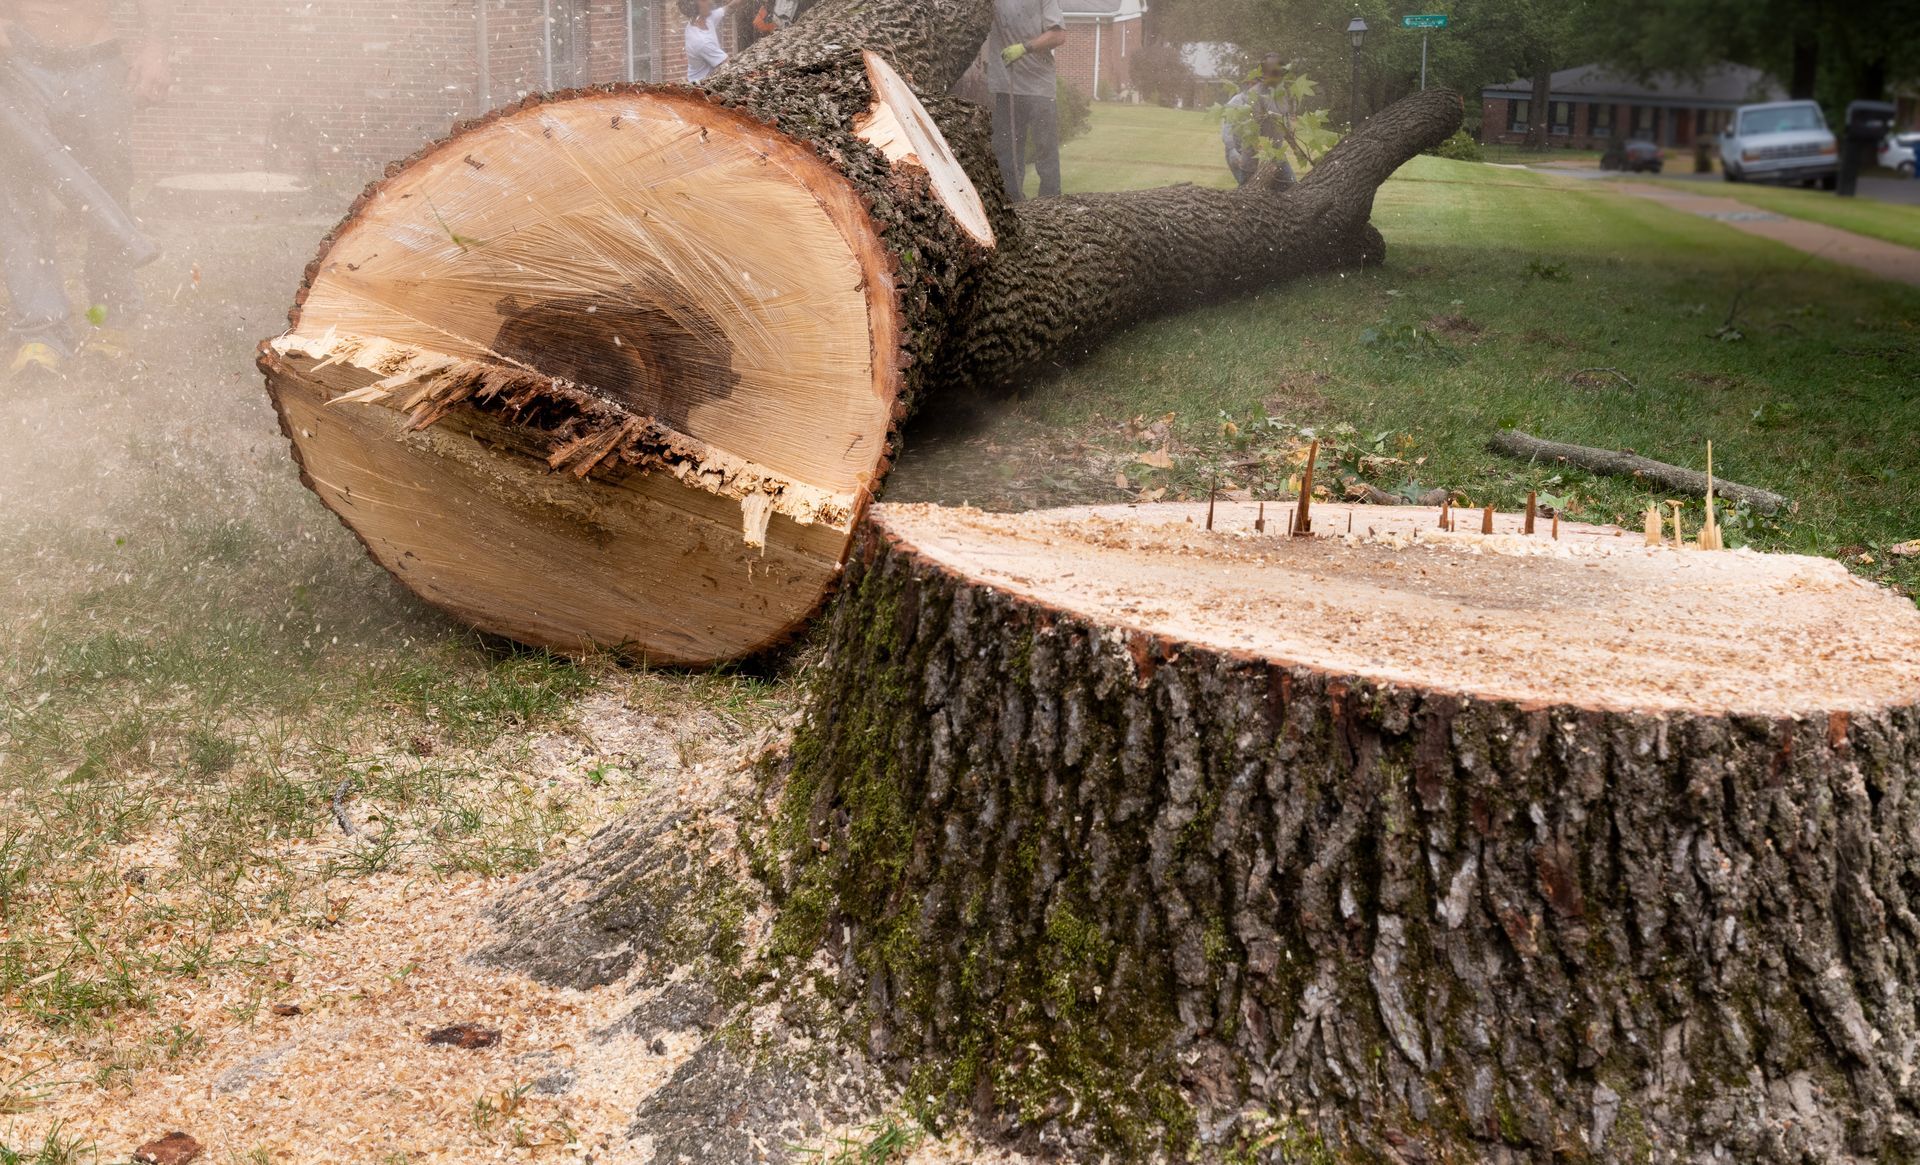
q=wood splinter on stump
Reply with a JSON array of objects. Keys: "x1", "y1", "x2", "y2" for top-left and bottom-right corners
[
  {"x1": 778, "y1": 499, "x2": 1920, "y2": 1160},
  {"x1": 257, "y1": 5, "x2": 1464, "y2": 663},
  {"x1": 1292, "y1": 439, "x2": 1319, "y2": 537}
]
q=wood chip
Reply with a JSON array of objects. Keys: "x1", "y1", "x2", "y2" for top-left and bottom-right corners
[
  {"x1": 133, "y1": 1132, "x2": 203, "y2": 1165},
  {"x1": 425, "y1": 1023, "x2": 501, "y2": 1050}
]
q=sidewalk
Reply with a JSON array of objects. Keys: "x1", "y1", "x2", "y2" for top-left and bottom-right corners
[{"x1": 1615, "y1": 182, "x2": 1920, "y2": 287}]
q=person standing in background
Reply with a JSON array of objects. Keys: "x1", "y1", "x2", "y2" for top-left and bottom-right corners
[
  {"x1": 678, "y1": 0, "x2": 729, "y2": 83},
  {"x1": 985, "y1": 0, "x2": 1066, "y2": 201},
  {"x1": 0, "y1": 0, "x2": 172, "y2": 381},
  {"x1": 1222, "y1": 53, "x2": 1297, "y2": 187}
]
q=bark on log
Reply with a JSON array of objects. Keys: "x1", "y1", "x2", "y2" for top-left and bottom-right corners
[
  {"x1": 765, "y1": 500, "x2": 1920, "y2": 1160},
  {"x1": 256, "y1": 0, "x2": 1462, "y2": 664},
  {"x1": 1490, "y1": 429, "x2": 1791, "y2": 515}
]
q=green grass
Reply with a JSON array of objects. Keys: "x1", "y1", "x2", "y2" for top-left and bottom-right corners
[
  {"x1": 1051, "y1": 103, "x2": 1571, "y2": 195},
  {"x1": 1054, "y1": 103, "x2": 1232, "y2": 194},
  {"x1": 0, "y1": 1123, "x2": 96, "y2": 1165},
  {"x1": 1479, "y1": 143, "x2": 1605, "y2": 167},
  {"x1": 1657, "y1": 176, "x2": 1920, "y2": 251},
  {"x1": 899, "y1": 114, "x2": 1920, "y2": 599}
]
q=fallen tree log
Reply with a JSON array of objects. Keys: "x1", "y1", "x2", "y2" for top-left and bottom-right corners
[
  {"x1": 1490, "y1": 429, "x2": 1791, "y2": 515},
  {"x1": 764, "y1": 500, "x2": 1920, "y2": 1160},
  {"x1": 256, "y1": 0, "x2": 1462, "y2": 664}
]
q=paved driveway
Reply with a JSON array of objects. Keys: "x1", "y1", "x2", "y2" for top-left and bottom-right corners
[{"x1": 1657, "y1": 170, "x2": 1920, "y2": 206}]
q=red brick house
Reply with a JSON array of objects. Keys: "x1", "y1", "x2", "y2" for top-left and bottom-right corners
[
  {"x1": 1479, "y1": 63, "x2": 1784, "y2": 150},
  {"x1": 1055, "y1": 0, "x2": 1146, "y2": 100},
  {"x1": 134, "y1": 0, "x2": 737, "y2": 183}
]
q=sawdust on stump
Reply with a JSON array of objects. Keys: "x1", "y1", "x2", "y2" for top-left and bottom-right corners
[{"x1": 878, "y1": 500, "x2": 1920, "y2": 715}]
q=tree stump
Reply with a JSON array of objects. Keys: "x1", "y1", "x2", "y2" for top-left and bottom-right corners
[
  {"x1": 768, "y1": 501, "x2": 1920, "y2": 1161},
  {"x1": 256, "y1": 0, "x2": 1462, "y2": 664}
]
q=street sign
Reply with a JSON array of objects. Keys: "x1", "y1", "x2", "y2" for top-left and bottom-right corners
[{"x1": 1404, "y1": 14, "x2": 1447, "y2": 89}]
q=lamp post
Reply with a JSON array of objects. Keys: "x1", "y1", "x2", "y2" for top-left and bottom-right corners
[{"x1": 1346, "y1": 17, "x2": 1368, "y2": 131}]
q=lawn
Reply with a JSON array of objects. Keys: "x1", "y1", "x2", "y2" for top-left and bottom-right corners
[
  {"x1": 897, "y1": 102, "x2": 1920, "y2": 598},
  {"x1": 1659, "y1": 175, "x2": 1920, "y2": 251},
  {"x1": 1054, "y1": 102, "x2": 1232, "y2": 193}
]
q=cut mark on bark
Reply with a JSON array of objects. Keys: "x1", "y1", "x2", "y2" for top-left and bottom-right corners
[{"x1": 854, "y1": 50, "x2": 994, "y2": 248}]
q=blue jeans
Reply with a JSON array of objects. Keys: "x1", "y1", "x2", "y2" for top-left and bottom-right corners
[
  {"x1": 992, "y1": 92, "x2": 1060, "y2": 202},
  {"x1": 0, "y1": 43, "x2": 138, "y2": 356}
]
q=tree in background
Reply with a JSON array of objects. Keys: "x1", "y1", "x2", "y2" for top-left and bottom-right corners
[
  {"x1": 1586, "y1": 0, "x2": 1919, "y2": 111},
  {"x1": 1132, "y1": 39, "x2": 1200, "y2": 106},
  {"x1": 1149, "y1": 0, "x2": 1912, "y2": 140},
  {"x1": 1150, "y1": 0, "x2": 1597, "y2": 138}
]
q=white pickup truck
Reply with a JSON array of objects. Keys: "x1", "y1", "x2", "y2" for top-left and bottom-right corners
[{"x1": 1719, "y1": 100, "x2": 1839, "y2": 187}]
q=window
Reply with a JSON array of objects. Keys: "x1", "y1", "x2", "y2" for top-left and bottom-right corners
[
  {"x1": 1738, "y1": 103, "x2": 1826, "y2": 135},
  {"x1": 547, "y1": 0, "x2": 591, "y2": 88},
  {"x1": 1550, "y1": 101, "x2": 1571, "y2": 134},
  {"x1": 1633, "y1": 105, "x2": 1656, "y2": 138},
  {"x1": 1508, "y1": 99, "x2": 1530, "y2": 132},
  {"x1": 1590, "y1": 102, "x2": 1613, "y2": 137},
  {"x1": 627, "y1": 0, "x2": 656, "y2": 81}
]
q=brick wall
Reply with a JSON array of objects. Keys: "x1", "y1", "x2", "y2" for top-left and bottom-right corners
[
  {"x1": 1056, "y1": 18, "x2": 1144, "y2": 100},
  {"x1": 136, "y1": 0, "x2": 485, "y2": 184},
  {"x1": 131, "y1": 0, "x2": 729, "y2": 185},
  {"x1": 1479, "y1": 97, "x2": 1508, "y2": 141},
  {"x1": 1479, "y1": 95, "x2": 1723, "y2": 149}
]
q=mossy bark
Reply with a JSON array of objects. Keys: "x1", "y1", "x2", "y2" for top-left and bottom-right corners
[{"x1": 764, "y1": 515, "x2": 1920, "y2": 1161}]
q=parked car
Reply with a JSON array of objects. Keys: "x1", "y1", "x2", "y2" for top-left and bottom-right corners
[
  {"x1": 1879, "y1": 130, "x2": 1920, "y2": 175},
  {"x1": 1623, "y1": 138, "x2": 1663, "y2": 172},
  {"x1": 1719, "y1": 100, "x2": 1839, "y2": 187},
  {"x1": 1600, "y1": 137, "x2": 1664, "y2": 173}
]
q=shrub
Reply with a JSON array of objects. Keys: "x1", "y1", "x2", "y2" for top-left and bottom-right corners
[
  {"x1": 1427, "y1": 128, "x2": 1482, "y2": 162},
  {"x1": 1055, "y1": 78, "x2": 1092, "y2": 145}
]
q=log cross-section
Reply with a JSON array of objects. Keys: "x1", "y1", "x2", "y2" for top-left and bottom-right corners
[{"x1": 259, "y1": 0, "x2": 1462, "y2": 664}]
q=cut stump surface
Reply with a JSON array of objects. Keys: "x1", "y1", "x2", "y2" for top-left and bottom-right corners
[{"x1": 878, "y1": 501, "x2": 1920, "y2": 716}]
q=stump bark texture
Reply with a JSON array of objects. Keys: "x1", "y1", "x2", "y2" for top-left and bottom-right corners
[
  {"x1": 257, "y1": 0, "x2": 1461, "y2": 664},
  {"x1": 768, "y1": 502, "x2": 1920, "y2": 1162}
]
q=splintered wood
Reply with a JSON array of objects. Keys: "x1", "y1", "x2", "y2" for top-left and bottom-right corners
[
  {"x1": 851, "y1": 51, "x2": 995, "y2": 247},
  {"x1": 876, "y1": 501, "x2": 1920, "y2": 716},
  {"x1": 262, "y1": 88, "x2": 903, "y2": 664}
]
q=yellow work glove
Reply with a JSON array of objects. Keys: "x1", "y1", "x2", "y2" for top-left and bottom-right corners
[{"x1": 1000, "y1": 42, "x2": 1028, "y2": 65}]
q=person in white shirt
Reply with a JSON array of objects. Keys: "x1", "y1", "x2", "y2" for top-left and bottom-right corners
[{"x1": 677, "y1": 0, "x2": 729, "y2": 83}]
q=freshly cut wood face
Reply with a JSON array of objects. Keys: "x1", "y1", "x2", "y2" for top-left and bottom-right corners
[
  {"x1": 875, "y1": 502, "x2": 1920, "y2": 716},
  {"x1": 853, "y1": 50, "x2": 994, "y2": 248},
  {"x1": 267, "y1": 88, "x2": 903, "y2": 664}
]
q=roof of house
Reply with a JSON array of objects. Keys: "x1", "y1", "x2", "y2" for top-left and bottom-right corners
[
  {"x1": 1060, "y1": 0, "x2": 1145, "y2": 18},
  {"x1": 1482, "y1": 62, "x2": 1786, "y2": 108}
]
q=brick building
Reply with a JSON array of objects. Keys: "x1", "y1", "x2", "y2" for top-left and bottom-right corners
[
  {"x1": 1055, "y1": 0, "x2": 1145, "y2": 100},
  {"x1": 133, "y1": 0, "x2": 738, "y2": 184},
  {"x1": 1479, "y1": 63, "x2": 1784, "y2": 150}
]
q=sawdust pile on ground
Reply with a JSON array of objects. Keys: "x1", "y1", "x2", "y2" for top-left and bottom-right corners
[{"x1": 2, "y1": 690, "x2": 1035, "y2": 1164}]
